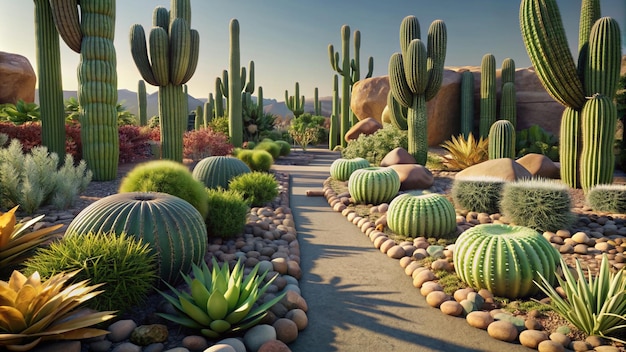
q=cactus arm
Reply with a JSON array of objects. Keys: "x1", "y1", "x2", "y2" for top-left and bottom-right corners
[
  {"x1": 329, "y1": 74, "x2": 340, "y2": 150},
  {"x1": 244, "y1": 61, "x2": 255, "y2": 94},
  {"x1": 257, "y1": 86, "x2": 264, "y2": 118},
  {"x1": 129, "y1": 24, "x2": 158, "y2": 86},
  {"x1": 221, "y1": 70, "x2": 229, "y2": 98},
  {"x1": 388, "y1": 53, "x2": 413, "y2": 108},
  {"x1": 405, "y1": 39, "x2": 427, "y2": 95},
  {"x1": 387, "y1": 91, "x2": 408, "y2": 130},
  {"x1": 153, "y1": 6, "x2": 169, "y2": 29},
  {"x1": 400, "y1": 15, "x2": 420, "y2": 53},
  {"x1": 424, "y1": 20, "x2": 447, "y2": 101},
  {"x1": 584, "y1": 17, "x2": 621, "y2": 100},
  {"x1": 138, "y1": 80, "x2": 147, "y2": 126},
  {"x1": 169, "y1": 18, "x2": 191, "y2": 85},
  {"x1": 171, "y1": 0, "x2": 191, "y2": 24},
  {"x1": 577, "y1": 0, "x2": 601, "y2": 77},
  {"x1": 148, "y1": 27, "x2": 170, "y2": 86},
  {"x1": 214, "y1": 77, "x2": 224, "y2": 118},
  {"x1": 328, "y1": 44, "x2": 339, "y2": 72},
  {"x1": 181, "y1": 29, "x2": 200, "y2": 84},
  {"x1": 48, "y1": 0, "x2": 82, "y2": 53}
]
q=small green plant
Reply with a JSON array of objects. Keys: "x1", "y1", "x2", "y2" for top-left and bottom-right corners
[
  {"x1": 586, "y1": 184, "x2": 626, "y2": 213},
  {"x1": 249, "y1": 150, "x2": 274, "y2": 172},
  {"x1": 229, "y1": 171, "x2": 278, "y2": 207},
  {"x1": 0, "y1": 100, "x2": 40, "y2": 125},
  {"x1": 451, "y1": 176, "x2": 506, "y2": 214},
  {"x1": 157, "y1": 258, "x2": 286, "y2": 339},
  {"x1": 288, "y1": 113, "x2": 325, "y2": 151},
  {"x1": 342, "y1": 124, "x2": 408, "y2": 165},
  {"x1": 209, "y1": 116, "x2": 230, "y2": 136},
  {"x1": 440, "y1": 133, "x2": 489, "y2": 171},
  {"x1": 516, "y1": 125, "x2": 559, "y2": 162},
  {"x1": 254, "y1": 140, "x2": 281, "y2": 159},
  {"x1": 274, "y1": 140, "x2": 291, "y2": 157},
  {"x1": 536, "y1": 255, "x2": 626, "y2": 343},
  {"x1": 119, "y1": 160, "x2": 209, "y2": 219},
  {"x1": 500, "y1": 178, "x2": 574, "y2": 232},
  {"x1": 23, "y1": 232, "x2": 158, "y2": 313},
  {"x1": 205, "y1": 188, "x2": 249, "y2": 238}
]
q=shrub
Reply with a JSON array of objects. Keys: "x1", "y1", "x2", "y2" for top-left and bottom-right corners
[
  {"x1": 275, "y1": 140, "x2": 291, "y2": 156},
  {"x1": 500, "y1": 178, "x2": 574, "y2": 232},
  {"x1": 254, "y1": 140, "x2": 281, "y2": 159},
  {"x1": 245, "y1": 141, "x2": 257, "y2": 150},
  {"x1": 235, "y1": 148, "x2": 254, "y2": 165},
  {"x1": 205, "y1": 188, "x2": 249, "y2": 238},
  {"x1": 229, "y1": 171, "x2": 279, "y2": 206},
  {"x1": 183, "y1": 128, "x2": 233, "y2": 161},
  {"x1": 516, "y1": 125, "x2": 559, "y2": 162},
  {"x1": 342, "y1": 124, "x2": 408, "y2": 165},
  {"x1": 249, "y1": 150, "x2": 274, "y2": 172},
  {"x1": 288, "y1": 113, "x2": 325, "y2": 151},
  {"x1": 586, "y1": 184, "x2": 626, "y2": 213},
  {"x1": 440, "y1": 133, "x2": 489, "y2": 171},
  {"x1": 118, "y1": 160, "x2": 209, "y2": 218},
  {"x1": 208, "y1": 116, "x2": 229, "y2": 136},
  {"x1": 118, "y1": 125, "x2": 154, "y2": 163},
  {"x1": 23, "y1": 232, "x2": 157, "y2": 313},
  {"x1": 451, "y1": 176, "x2": 506, "y2": 214}
]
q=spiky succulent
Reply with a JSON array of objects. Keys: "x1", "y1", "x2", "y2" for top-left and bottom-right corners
[{"x1": 440, "y1": 133, "x2": 489, "y2": 170}]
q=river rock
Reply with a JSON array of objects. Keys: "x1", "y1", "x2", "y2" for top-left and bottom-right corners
[{"x1": 487, "y1": 320, "x2": 518, "y2": 342}]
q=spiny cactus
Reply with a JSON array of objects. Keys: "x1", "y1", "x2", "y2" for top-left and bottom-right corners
[
  {"x1": 488, "y1": 120, "x2": 516, "y2": 160},
  {"x1": 314, "y1": 87, "x2": 322, "y2": 116},
  {"x1": 479, "y1": 53, "x2": 496, "y2": 138},
  {"x1": 501, "y1": 58, "x2": 515, "y2": 85},
  {"x1": 204, "y1": 94, "x2": 214, "y2": 126},
  {"x1": 329, "y1": 74, "x2": 340, "y2": 150},
  {"x1": 500, "y1": 82, "x2": 517, "y2": 126},
  {"x1": 137, "y1": 80, "x2": 148, "y2": 126},
  {"x1": 348, "y1": 167, "x2": 400, "y2": 205},
  {"x1": 451, "y1": 176, "x2": 506, "y2": 214},
  {"x1": 388, "y1": 16, "x2": 447, "y2": 165},
  {"x1": 387, "y1": 193, "x2": 457, "y2": 239},
  {"x1": 285, "y1": 82, "x2": 305, "y2": 118},
  {"x1": 460, "y1": 71, "x2": 474, "y2": 138},
  {"x1": 215, "y1": 76, "x2": 225, "y2": 118},
  {"x1": 130, "y1": 0, "x2": 200, "y2": 162},
  {"x1": 580, "y1": 94, "x2": 616, "y2": 192}
]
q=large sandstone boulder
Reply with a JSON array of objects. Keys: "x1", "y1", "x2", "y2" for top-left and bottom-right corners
[
  {"x1": 351, "y1": 76, "x2": 390, "y2": 123},
  {"x1": 456, "y1": 158, "x2": 531, "y2": 181},
  {"x1": 0, "y1": 52, "x2": 36, "y2": 104},
  {"x1": 380, "y1": 147, "x2": 416, "y2": 167},
  {"x1": 516, "y1": 153, "x2": 560, "y2": 179},
  {"x1": 344, "y1": 117, "x2": 382, "y2": 142},
  {"x1": 388, "y1": 164, "x2": 434, "y2": 191}
]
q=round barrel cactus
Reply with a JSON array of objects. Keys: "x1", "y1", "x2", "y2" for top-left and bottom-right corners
[
  {"x1": 192, "y1": 155, "x2": 251, "y2": 189},
  {"x1": 329, "y1": 157, "x2": 370, "y2": 181},
  {"x1": 453, "y1": 224, "x2": 560, "y2": 299},
  {"x1": 387, "y1": 193, "x2": 457, "y2": 239},
  {"x1": 348, "y1": 167, "x2": 400, "y2": 205},
  {"x1": 65, "y1": 192, "x2": 208, "y2": 286}
]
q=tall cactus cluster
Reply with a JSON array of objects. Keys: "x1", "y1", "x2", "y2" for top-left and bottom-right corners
[
  {"x1": 285, "y1": 82, "x2": 305, "y2": 118},
  {"x1": 500, "y1": 58, "x2": 516, "y2": 127},
  {"x1": 388, "y1": 15, "x2": 447, "y2": 165},
  {"x1": 328, "y1": 25, "x2": 374, "y2": 148},
  {"x1": 129, "y1": 0, "x2": 199, "y2": 162},
  {"x1": 48, "y1": 0, "x2": 119, "y2": 180},
  {"x1": 520, "y1": 0, "x2": 621, "y2": 191}
]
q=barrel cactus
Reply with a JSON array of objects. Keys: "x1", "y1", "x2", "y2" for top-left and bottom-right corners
[
  {"x1": 451, "y1": 176, "x2": 506, "y2": 214},
  {"x1": 586, "y1": 184, "x2": 626, "y2": 213},
  {"x1": 454, "y1": 224, "x2": 560, "y2": 298},
  {"x1": 329, "y1": 157, "x2": 370, "y2": 181},
  {"x1": 488, "y1": 120, "x2": 516, "y2": 159},
  {"x1": 387, "y1": 192, "x2": 457, "y2": 239},
  {"x1": 348, "y1": 167, "x2": 400, "y2": 205},
  {"x1": 192, "y1": 156, "x2": 251, "y2": 189},
  {"x1": 65, "y1": 192, "x2": 208, "y2": 286}
]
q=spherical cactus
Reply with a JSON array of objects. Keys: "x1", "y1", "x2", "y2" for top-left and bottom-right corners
[
  {"x1": 453, "y1": 224, "x2": 560, "y2": 299},
  {"x1": 192, "y1": 156, "x2": 251, "y2": 189},
  {"x1": 348, "y1": 167, "x2": 400, "y2": 205},
  {"x1": 65, "y1": 192, "x2": 208, "y2": 286},
  {"x1": 329, "y1": 157, "x2": 370, "y2": 181},
  {"x1": 451, "y1": 176, "x2": 506, "y2": 214},
  {"x1": 387, "y1": 193, "x2": 457, "y2": 239}
]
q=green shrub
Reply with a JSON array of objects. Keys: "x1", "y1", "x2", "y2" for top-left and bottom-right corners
[
  {"x1": 275, "y1": 140, "x2": 291, "y2": 156},
  {"x1": 254, "y1": 140, "x2": 281, "y2": 159},
  {"x1": 208, "y1": 116, "x2": 230, "y2": 136},
  {"x1": 500, "y1": 178, "x2": 574, "y2": 232},
  {"x1": 23, "y1": 232, "x2": 157, "y2": 313},
  {"x1": 229, "y1": 171, "x2": 279, "y2": 206},
  {"x1": 245, "y1": 141, "x2": 257, "y2": 150},
  {"x1": 586, "y1": 184, "x2": 626, "y2": 213},
  {"x1": 119, "y1": 160, "x2": 209, "y2": 219},
  {"x1": 250, "y1": 150, "x2": 274, "y2": 172},
  {"x1": 205, "y1": 188, "x2": 249, "y2": 238},
  {"x1": 342, "y1": 124, "x2": 408, "y2": 165},
  {"x1": 288, "y1": 113, "x2": 325, "y2": 151},
  {"x1": 516, "y1": 125, "x2": 559, "y2": 162},
  {"x1": 451, "y1": 176, "x2": 506, "y2": 214}
]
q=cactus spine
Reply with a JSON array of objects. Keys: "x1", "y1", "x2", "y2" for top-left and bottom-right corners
[
  {"x1": 130, "y1": 0, "x2": 199, "y2": 162},
  {"x1": 488, "y1": 120, "x2": 516, "y2": 159},
  {"x1": 479, "y1": 53, "x2": 496, "y2": 138},
  {"x1": 580, "y1": 94, "x2": 616, "y2": 191},
  {"x1": 328, "y1": 25, "x2": 374, "y2": 148},
  {"x1": 137, "y1": 80, "x2": 147, "y2": 126},
  {"x1": 314, "y1": 87, "x2": 322, "y2": 116},
  {"x1": 460, "y1": 71, "x2": 474, "y2": 138},
  {"x1": 329, "y1": 75, "x2": 340, "y2": 150},
  {"x1": 388, "y1": 16, "x2": 447, "y2": 165},
  {"x1": 285, "y1": 82, "x2": 305, "y2": 118},
  {"x1": 34, "y1": 0, "x2": 66, "y2": 160}
]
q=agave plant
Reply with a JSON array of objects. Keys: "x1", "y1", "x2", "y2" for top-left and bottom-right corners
[
  {"x1": 157, "y1": 258, "x2": 286, "y2": 339},
  {"x1": 0, "y1": 206, "x2": 63, "y2": 278},
  {"x1": 0, "y1": 270, "x2": 116, "y2": 350},
  {"x1": 440, "y1": 133, "x2": 489, "y2": 171}
]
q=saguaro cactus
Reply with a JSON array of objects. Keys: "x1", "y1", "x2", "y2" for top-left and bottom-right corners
[
  {"x1": 329, "y1": 75, "x2": 340, "y2": 150},
  {"x1": 49, "y1": 0, "x2": 118, "y2": 180},
  {"x1": 314, "y1": 87, "x2": 322, "y2": 116},
  {"x1": 137, "y1": 80, "x2": 147, "y2": 126},
  {"x1": 460, "y1": 71, "x2": 474, "y2": 138},
  {"x1": 580, "y1": 94, "x2": 616, "y2": 191},
  {"x1": 479, "y1": 53, "x2": 496, "y2": 138},
  {"x1": 328, "y1": 25, "x2": 374, "y2": 148},
  {"x1": 388, "y1": 16, "x2": 447, "y2": 165},
  {"x1": 285, "y1": 82, "x2": 305, "y2": 118},
  {"x1": 214, "y1": 76, "x2": 225, "y2": 118}
]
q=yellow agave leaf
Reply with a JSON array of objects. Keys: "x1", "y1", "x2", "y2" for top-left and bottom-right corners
[
  {"x1": 0, "y1": 206, "x2": 18, "y2": 248},
  {"x1": 3, "y1": 336, "x2": 42, "y2": 352},
  {"x1": 0, "y1": 281, "x2": 18, "y2": 306},
  {"x1": 0, "y1": 306, "x2": 27, "y2": 333},
  {"x1": 7, "y1": 271, "x2": 28, "y2": 292},
  {"x1": 40, "y1": 327, "x2": 110, "y2": 342},
  {"x1": 14, "y1": 284, "x2": 37, "y2": 318},
  {"x1": 42, "y1": 310, "x2": 116, "y2": 335}
]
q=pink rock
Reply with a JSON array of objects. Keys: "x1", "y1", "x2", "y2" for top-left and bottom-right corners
[
  {"x1": 344, "y1": 117, "x2": 382, "y2": 142},
  {"x1": 516, "y1": 153, "x2": 560, "y2": 179},
  {"x1": 456, "y1": 158, "x2": 531, "y2": 181},
  {"x1": 380, "y1": 147, "x2": 416, "y2": 166},
  {"x1": 388, "y1": 164, "x2": 434, "y2": 191}
]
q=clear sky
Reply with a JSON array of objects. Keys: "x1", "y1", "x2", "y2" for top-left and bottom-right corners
[{"x1": 1, "y1": 0, "x2": 624, "y2": 102}]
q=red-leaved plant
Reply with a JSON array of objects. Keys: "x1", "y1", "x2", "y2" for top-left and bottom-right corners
[{"x1": 183, "y1": 128, "x2": 233, "y2": 160}]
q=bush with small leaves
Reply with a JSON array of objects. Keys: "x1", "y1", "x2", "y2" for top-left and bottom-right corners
[
  {"x1": 342, "y1": 124, "x2": 408, "y2": 165},
  {"x1": 23, "y1": 232, "x2": 157, "y2": 313},
  {"x1": 249, "y1": 150, "x2": 274, "y2": 172},
  {"x1": 119, "y1": 160, "x2": 209, "y2": 219},
  {"x1": 586, "y1": 184, "x2": 626, "y2": 213},
  {"x1": 229, "y1": 171, "x2": 279, "y2": 207},
  {"x1": 254, "y1": 140, "x2": 281, "y2": 159},
  {"x1": 205, "y1": 188, "x2": 249, "y2": 238},
  {"x1": 451, "y1": 176, "x2": 506, "y2": 214},
  {"x1": 500, "y1": 178, "x2": 574, "y2": 232},
  {"x1": 275, "y1": 140, "x2": 291, "y2": 156}
]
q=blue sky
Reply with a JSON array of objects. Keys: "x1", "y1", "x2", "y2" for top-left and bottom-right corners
[{"x1": 1, "y1": 0, "x2": 624, "y2": 102}]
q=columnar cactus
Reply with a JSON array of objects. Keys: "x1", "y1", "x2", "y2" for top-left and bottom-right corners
[
  {"x1": 215, "y1": 76, "x2": 225, "y2": 118},
  {"x1": 34, "y1": 0, "x2": 66, "y2": 160},
  {"x1": 488, "y1": 120, "x2": 516, "y2": 159},
  {"x1": 329, "y1": 157, "x2": 370, "y2": 181},
  {"x1": 130, "y1": 0, "x2": 200, "y2": 162},
  {"x1": 460, "y1": 71, "x2": 474, "y2": 138},
  {"x1": 500, "y1": 82, "x2": 517, "y2": 127},
  {"x1": 137, "y1": 80, "x2": 148, "y2": 126},
  {"x1": 387, "y1": 193, "x2": 456, "y2": 239},
  {"x1": 314, "y1": 87, "x2": 322, "y2": 116},
  {"x1": 328, "y1": 25, "x2": 374, "y2": 148},
  {"x1": 49, "y1": 0, "x2": 119, "y2": 180},
  {"x1": 257, "y1": 86, "x2": 264, "y2": 119},
  {"x1": 204, "y1": 93, "x2": 214, "y2": 126},
  {"x1": 501, "y1": 58, "x2": 515, "y2": 85},
  {"x1": 329, "y1": 74, "x2": 340, "y2": 150},
  {"x1": 285, "y1": 82, "x2": 305, "y2": 118},
  {"x1": 348, "y1": 167, "x2": 400, "y2": 205},
  {"x1": 194, "y1": 105, "x2": 203, "y2": 130},
  {"x1": 454, "y1": 224, "x2": 560, "y2": 299},
  {"x1": 228, "y1": 19, "x2": 243, "y2": 147},
  {"x1": 388, "y1": 16, "x2": 447, "y2": 165},
  {"x1": 520, "y1": 0, "x2": 622, "y2": 190},
  {"x1": 479, "y1": 53, "x2": 496, "y2": 138},
  {"x1": 580, "y1": 94, "x2": 616, "y2": 191}
]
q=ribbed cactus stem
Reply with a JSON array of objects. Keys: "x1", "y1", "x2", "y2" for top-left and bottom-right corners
[
  {"x1": 228, "y1": 18, "x2": 243, "y2": 147},
  {"x1": 584, "y1": 17, "x2": 621, "y2": 100},
  {"x1": 257, "y1": 86, "x2": 264, "y2": 119},
  {"x1": 285, "y1": 82, "x2": 305, "y2": 118},
  {"x1": 34, "y1": 0, "x2": 66, "y2": 159},
  {"x1": 559, "y1": 107, "x2": 581, "y2": 188},
  {"x1": 577, "y1": 0, "x2": 601, "y2": 75},
  {"x1": 203, "y1": 98, "x2": 212, "y2": 127},
  {"x1": 215, "y1": 77, "x2": 224, "y2": 118},
  {"x1": 329, "y1": 74, "x2": 340, "y2": 150},
  {"x1": 194, "y1": 105, "x2": 202, "y2": 130},
  {"x1": 479, "y1": 53, "x2": 497, "y2": 138},
  {"x1": 580, "y1": 94, "x2": 616, "y2": 192},
  {"x1": 460, "y1": 71, "x2": 474, "y2": 138},
  {"x1": 314, "y1": 87, "x2": 321, "y2": 116},
  {"x1": 137, "y1": 80, "x2": 147, "y2": 126},
  {"x1": 501, "y1": 58, "x2": 516, "y2": 85},
  {"x1": 500, "y1": 82, "x2": 517, "y2": 127},
  {"x1": 424, "y1": 20, "x2": 447, "y2": 101},
  {"x1": 159, "y1": 84, "x2": 184, "y2": 160},
  {"x1": 488, "y1": 120, "x2": 516, "y2": 159}
]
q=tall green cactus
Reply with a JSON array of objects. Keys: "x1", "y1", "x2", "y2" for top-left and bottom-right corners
[
  {"x1": 314, "y1": 87, "x2": 322, "y2": 116},
  {"x1": 479, "y1": 53, "x2": 496, "y2": 138},
  {"x1": 285, "y1": 82, "x2": 305, "y2": 118},
  {"x1": 328, "y1": 25, "x2": 374, "y2": 147},
  {"x1": 194, "y1": 105, "x2": 202, "y2": 130},
  {"x1": 34, "y1": 0, "x2": 66, "y2": 160},
  {"x1": 500, "y1": 82, "x2": 517, "y2": 126},
  {"x1": 460, "y1": 70, "x2": 474, "y2": 138},
  {"x1": 203, "y1": 96, "x2": 213, "y2": 127},
  {"x1": 488, "y1": 119, "x2": 516, "y2": 159},
  {"x1": 228, "y1": 19, "x2": 243, "y2": 147},
  {"x1": 257, "y1": 86, "x2": 264, "y2": 119},
  {"x1": 215, "y1": 77, "x2": 225, "y2": 118},
  {"x1": 130, "y1": 0, "x2": 199, "y2": 162},
  {"x1": 501, "y1": 58, "x2": 516, "y2": 85},
  {"x1": 329, "y1": 74, "x2": 340, "y2": 150},
  {"x1": 388, "y1": 16, "x2": 447, "y2": 165},
  {"x1": 580, "y1": 94, "x2": 616, "y2": 191},
  {"x1": 49, "y1": 0, "x2": 118, "y2": 180},
  {"x1": 137, "y1": 80, "x2": 147, "y2": 126},
  {"x1": 520, "y1": 0, "x2": 622, "y2": 190}
]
